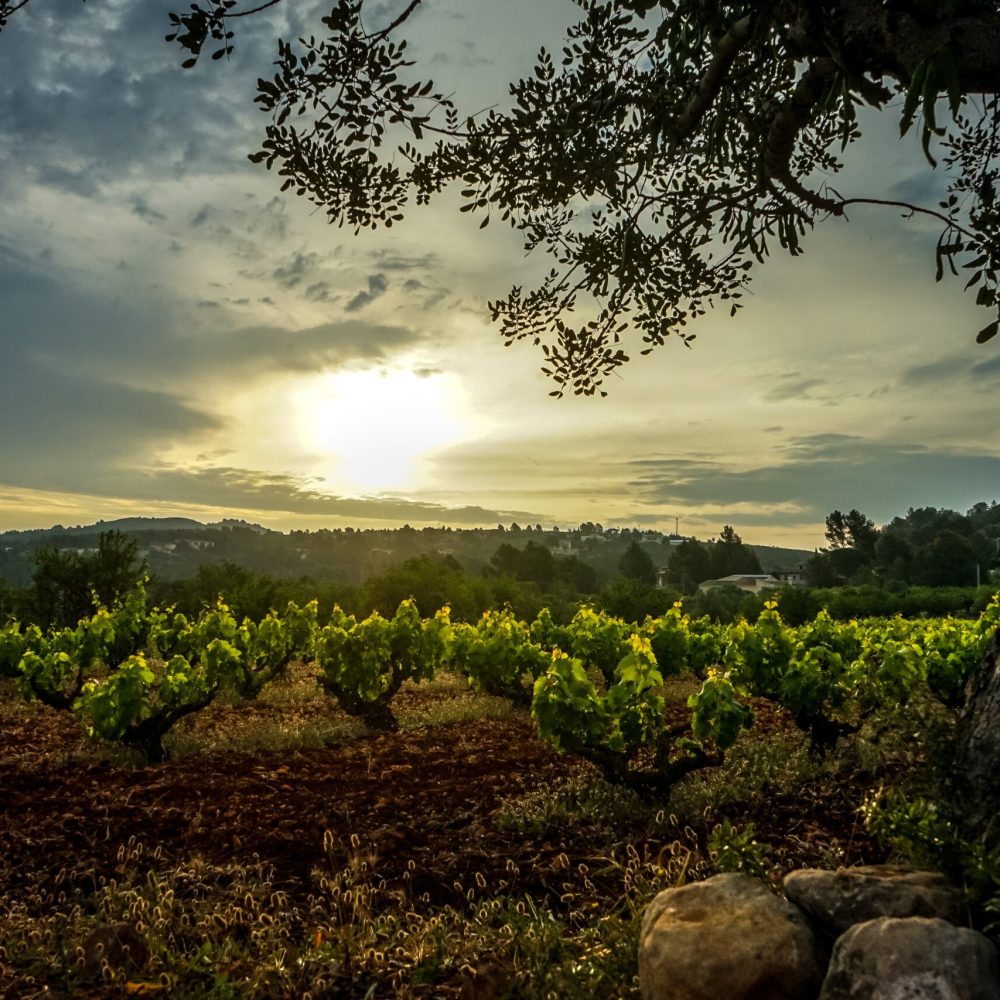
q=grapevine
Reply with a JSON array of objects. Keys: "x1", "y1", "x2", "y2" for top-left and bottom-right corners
[{"x1": 314, "y1": 600, "x2": 451, "y2": 730}]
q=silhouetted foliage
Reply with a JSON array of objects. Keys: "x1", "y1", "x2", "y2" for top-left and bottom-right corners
[
  {"x1": 708, "y1": 526, "x2": 763, "y2": 579},
  {"x1": 664, "y1": 539, "x2": 712, "y2": 593},
  {"x1": 617, "y1": 539, "x2": 656, "y2": 585},
  {"x1": 28, "y1": 531, "x2": 145, "y2": 628},
  {"x1": 808, "y1": 504, "x2": 1000, "y2": 588}
]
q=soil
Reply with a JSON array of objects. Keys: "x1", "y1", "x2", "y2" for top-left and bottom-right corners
[{"x1": 0, "y1": 683, "x2": 884, "y2": 913}]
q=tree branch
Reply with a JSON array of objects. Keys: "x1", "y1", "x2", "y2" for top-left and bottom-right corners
[
  {"x1": 0, "y1": 0, "x2": 34, "y2": 28},
  {"x1": 368, "y1": 0, "x2": 422, "y2": 42},
  {"x1": 762, "y1": 57, "x2": 839, "y2": 212},
  {"x1": 223, "y1": 0, "x2": 283, "y2": 19},
  {"x1": 837, "y1": 197, "x2": 975, "y2": 240},
  {"x1": 670, "y1": 15, "x2": 753, "y2": 142}
]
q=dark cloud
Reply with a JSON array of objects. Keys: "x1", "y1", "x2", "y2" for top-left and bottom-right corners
[
  {"x1": 429, "y1": 41, "x2": 494, "y2": 68},
  {"x1": 194, "y1": 319, "x2": 421, "y2": 376},
  {"x1": 419, "y1": 288, "x2": 448, "y2": 310},
  {"x1": 305, "y1": 281, "x2": 333, "y2": 303},
  {"x1": 346, "y1": 273, "x2": 389, "y2": 312},
  {"x1": 272, "y1": 251, "x2": 320, "y2": 288},
  {"x1": 762, "y1": 375, "x2": 826, "y2": 402},
  {"x1": 630, "y1": 435, "x2": 1000, "y2": 524},
  {"x1": 95, "y1": 465, "x2": 546, "y2": 525},
  {"x1": 970, "y1": 355, "x2": 1000, "y2": 379},
  {"x1": 887, "y1": 170, "x2": 949, "y2": 207},
  {"x1": 900, "y1": 357, "x2": 970, "y2": 385},
  {"x1": 0, "y1": 0, "x2": 331, "y2": 192},
  {"x1": 0, "y1": 242, "x2": 426, "y2": 404},
  {"x1": 130, "y1": 194, "x2": 167, "y2": 222},
  {"x1": 33, "y1": 162, "x2": 100, "y2": 198},
  {"x1": 373, "y1": 251, "x2": 438, "y2": 271},
  {"x1": 0, "y1": 358, "x2": 223, "y2": 494},
  {"x1": 899, "y1": 353, "x2": 1000, "y2": 386}
]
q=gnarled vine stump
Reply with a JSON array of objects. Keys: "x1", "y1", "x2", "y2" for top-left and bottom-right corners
[{"x1": 951, "y1": 628, "x2": 1000, "y2": 843}]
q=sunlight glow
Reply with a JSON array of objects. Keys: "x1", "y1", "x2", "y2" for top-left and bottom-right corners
[{"x1": 300, "y1": 368, "x2": 480, "y2": 493}]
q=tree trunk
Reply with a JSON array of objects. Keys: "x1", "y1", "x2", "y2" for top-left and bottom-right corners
[
  {"x1": 326, "y1": 682, "x2": 400, "y2": 732},
  {"x1": 358, "y1": 699, "x2": 400, "y2": 732},
  {"x1": 951, "y1": 628, "x2": 1000, "y2": 843}
]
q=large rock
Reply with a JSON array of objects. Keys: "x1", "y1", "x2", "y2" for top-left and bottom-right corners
[
  {"x1": 819, "y1": 916, "x2": 1000, "y2": 1000},
  {"x1": 639, "y1": 872, "x2": 825, "y2": 1000},
  {"x1": 785, "y1": 865, "x2": 963, "y2": 936}
]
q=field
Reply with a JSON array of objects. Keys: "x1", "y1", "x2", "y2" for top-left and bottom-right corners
[{"x1": 0, "y1": 664, "x2": 894, "y2": 999}]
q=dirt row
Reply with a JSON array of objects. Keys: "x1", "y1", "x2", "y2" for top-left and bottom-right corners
[{"x1": 0, "y1": 690, "x2": 883, "y2": 912}]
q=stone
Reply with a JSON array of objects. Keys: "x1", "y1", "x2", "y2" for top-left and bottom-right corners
[
  {"x1": 638, "y1": 872, "x2": 825, "y2": 1000},
  {"x1": 784, "y1": 865, "x2": 963, "y2": 936},
  {"x1": 819, "y1": 916, "x2": 1000, "y2": 1000}
]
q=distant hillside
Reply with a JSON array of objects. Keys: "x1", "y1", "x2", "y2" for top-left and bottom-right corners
[
  {"x1": 0, "y1": 517, "x2": 269, "y2": 540},
  {"x1": 750, "y1": 545, "x2": 815, "y2": 572},
  {"x1": 0, "y1": 516, "x2": 815, "y2": 589}
]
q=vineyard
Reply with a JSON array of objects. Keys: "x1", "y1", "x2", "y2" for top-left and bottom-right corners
[{"x1": 2, "y1": 590, "x2": 999, "y2": 996}]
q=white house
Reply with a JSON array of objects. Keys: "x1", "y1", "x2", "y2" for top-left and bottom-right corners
[{"x1": 699, "y1": 574, "x2": 783, "y2": 594}]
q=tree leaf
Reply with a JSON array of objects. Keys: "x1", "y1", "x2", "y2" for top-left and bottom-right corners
[{"x1": 976, "y1": 321, "x2": 998, "y2": 344}]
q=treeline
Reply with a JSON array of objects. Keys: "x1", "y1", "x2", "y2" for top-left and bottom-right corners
[
  {"x1": 804, "y1": 503, "x2": 1000, "y2": 588},
  {"x1": 4, "y1": 527, "x2": 997, "y2": 637},
  {"x1": 4, "y1": 503, "x2": 1000, "y2": 630},
  {"x1": 658, "y1": 526, "x2": 763, "y2": 590},
  {"x1": 0, "y1": 530, "x2": 682, "y2": 630},
  {"x1": 694, "y1": 582, "x2": 998, "y2": 626},
  {"x1": 0, "y1": 519, "x2": 694, "y2": 589}
]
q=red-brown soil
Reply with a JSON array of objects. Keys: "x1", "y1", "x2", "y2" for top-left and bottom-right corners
[{"x1": 0, "y1": 686, "x2": 884, "y2": 913}]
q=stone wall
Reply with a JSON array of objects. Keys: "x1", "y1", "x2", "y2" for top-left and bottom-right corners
[{"x1": 639, "y1": 866, "x2": 999, "y2": 999}]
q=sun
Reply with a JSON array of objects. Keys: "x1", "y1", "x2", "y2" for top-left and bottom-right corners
[{"x1": 299, "y1": 368, "x2": 476, "y2": 493}]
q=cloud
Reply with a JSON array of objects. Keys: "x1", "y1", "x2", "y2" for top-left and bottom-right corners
[
  {"x1": 429, "y1": 42, "x2": 494, "y2": 69},
  {"x1": 372, "y1": 251, "x2": 438, "y2": 271},
  {"x1": 273, "y1": 251, "x2": 320, "y2": 288},
  {"x1": 0, "y1": 358, "x2": 223, "y2": 494},
  {"x1": 346, "y1": 273, "x2": 389, "y2": 312},
  {"x1": 188, "y1": 319, "x2": 422, "y2": 377},
  {"x1": 887, "y1": 170, "x2": 949, "y2": 207},
  {"x1": 33, "y1": 161, "x2": 101, "y2": 198},
  {"x1": 970, "y1": 355, "x2": 1000, "y2": 379},
  {"x1": 898, "y1": 353, "x2": 1000, "y2": 386},
  {"x1": 94, "y1": 464, "x2": 547, "y2": 525},
  {"x1": 0, "y1": 240, "x2": 426, "y2": 385},
  {"x1": 630, "y1": 435, "x2": 1000, "y2": 525},
  {"x1": 130, "y1": 194, "x2": 167, "y2": 222},
  {"x1": 762, "y1": 375, "x2": 827, "y2": 402},
  {"x1": 304, "y1": 280, "x2": 333, "y2": 303},
  {"x1": 900, "y1": 357, "x2": 971, "y2": 385}
]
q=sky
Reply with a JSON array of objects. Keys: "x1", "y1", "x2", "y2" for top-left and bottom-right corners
[{"x1": 0, "y1": 0, "x2": 997, "y2": 548}]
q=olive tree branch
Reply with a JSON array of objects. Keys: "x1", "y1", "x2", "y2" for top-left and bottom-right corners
[{"x1": 671, "y1": 14, "x2": 753, "y2": 141}]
